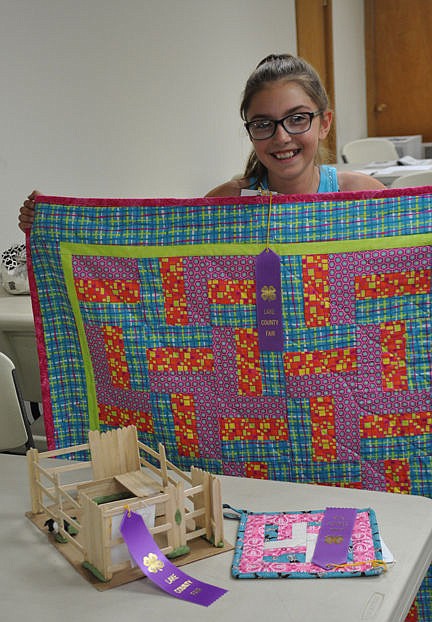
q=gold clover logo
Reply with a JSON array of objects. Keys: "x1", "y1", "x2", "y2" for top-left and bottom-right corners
[
  {"x1": 261, "y1": 285, "x2": 277, "y2": 301},
  {"x1": 143, "y1": 552, "x2": 165, "y2": 573}
]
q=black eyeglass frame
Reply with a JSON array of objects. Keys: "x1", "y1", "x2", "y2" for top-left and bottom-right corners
[{"x1": 244, "y1": 110, "x2": 323, "y2": 140}]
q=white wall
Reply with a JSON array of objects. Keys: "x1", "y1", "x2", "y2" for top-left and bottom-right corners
[
  {"x1": 332, "y1": 0, "x2": 368, "y2": 160},
  {"x1": 0, "y1": 0, "x2": 297, "y2": 250},
  {"x1": 0, "y1": 0, "x2": 365, "y2": 253}
]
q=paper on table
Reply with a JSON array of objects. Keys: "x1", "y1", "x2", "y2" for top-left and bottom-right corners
[
  {"x1": 377, "y1": 165, "x2": 432, "y2": 176},
  {"x1": 356, "y1": 164, "x2": 432, "y2": 177},
  {"x1": 380, "y1": 538, "x2": 395, "y2": 563},
  {"x1": 397, "y1": 155, "x2": 432, "y2": 166},
  {"x1": 355, "y1": 155, "x2": 432, "y2": 177}
]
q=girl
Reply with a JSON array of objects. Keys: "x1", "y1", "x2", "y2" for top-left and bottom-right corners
[{"x1": 206, "y1": 53, "x2": 384, "y2": 197}]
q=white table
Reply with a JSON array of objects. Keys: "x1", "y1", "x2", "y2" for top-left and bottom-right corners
[
  {"x1": 1, "y1": 453, "x2": 432, "y2": 622},
  {"x1": 337, "y1": 161, "x2": 432, "y2": 187},
  {"x1": 0, "y1": 291, "x2": 41, "y2": 402}
]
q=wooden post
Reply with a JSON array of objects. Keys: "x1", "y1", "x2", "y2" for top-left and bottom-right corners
[
  {"x1": 191, "y1": 466, "x2": 212, "y2": 540},
  {"x1": 210, "y1": 475, "x2": 224, "y2": 546},
  {"x1": 52, "y1": 470, "x2": 66, "y2": 539},
  {"x1": 158, "y1": 442, "x2": 168, "y2": 487},
  {"x1": 27, "y1": 448, "x2": 42, "y2": 514},
  {"x1": 175, "y1": 480, "x2": 187, "y2": 551},
  {"x1": 165, "y1": 481, "x2": 187, "y2": 554},
  {"x1": 79, "y1": 491, "x2": 112, "y2": 581}
]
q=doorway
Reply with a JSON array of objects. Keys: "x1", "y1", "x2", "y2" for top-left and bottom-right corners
[
  {"x1": 295, "y1": 0, "x2": 336, "y2": 162},
  {"x1": 365, "y1": 0, "x2": 432, "y2": 141}
]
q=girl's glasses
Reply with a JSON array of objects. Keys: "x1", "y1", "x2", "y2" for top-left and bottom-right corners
[{"x1": 245, "y1": 110, "x2": 322, "y2": 140}]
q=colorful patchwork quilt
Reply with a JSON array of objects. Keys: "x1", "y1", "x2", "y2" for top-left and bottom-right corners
[{"x1": 28, "y1": 187, "x2": 431, "y2": 619}]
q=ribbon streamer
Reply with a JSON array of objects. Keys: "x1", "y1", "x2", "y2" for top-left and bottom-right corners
[
  {"x1": 120, "y1": 509, "x2": 227, "y2": 606},
  {"x1": 311, "y1": 507, "x2": 357, "y2": 569}
]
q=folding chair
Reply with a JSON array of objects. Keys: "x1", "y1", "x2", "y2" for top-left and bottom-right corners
[{"x1": 0, "y1": 351, "x2": 34, "y2": 453}]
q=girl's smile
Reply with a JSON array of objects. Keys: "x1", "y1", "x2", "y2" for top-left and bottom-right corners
[{"x1": 272, "y1": 148, "x2": 300, "y2": 160}]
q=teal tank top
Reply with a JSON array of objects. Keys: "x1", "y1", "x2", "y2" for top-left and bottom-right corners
[{"x1": 248, "y1": 165, "x2": 339, "y2": 193}]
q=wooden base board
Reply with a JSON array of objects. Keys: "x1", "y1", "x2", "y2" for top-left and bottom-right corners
[{"x1": 26, "y1": 511, "x2": 233, "y2": 591}]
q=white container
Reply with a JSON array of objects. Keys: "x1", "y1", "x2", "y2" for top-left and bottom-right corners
[
  {"x1": 383, "y1": 135, "x2": 423, "y2": 159},
  {"x1": 422, "y1": 142, "x2": 432, "y2": 159}
]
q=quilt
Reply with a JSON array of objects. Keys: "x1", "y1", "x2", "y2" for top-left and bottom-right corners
[
  {"x1": 28, "y1": 187, "x2": 432, "y2": 619},
  {"x1": 225, "y1": 505, "x2": 385, "y2": 579}
]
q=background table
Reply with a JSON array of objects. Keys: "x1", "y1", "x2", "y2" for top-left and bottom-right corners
[
  {"x1": 337, "y1": 161, "x2": 432, "y2": 187},
  {"x1": 0, "y1": 290, "x2": 40, "y2": 403},
  {"x1": 1, "y1": 453, "x2": 432, "y2": 622},
  {"x1": 0, "y1": 290, "x2": 47, "y2": 449}
]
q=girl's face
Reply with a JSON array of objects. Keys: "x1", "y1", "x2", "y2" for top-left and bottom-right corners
[{"x1": 246, "y1": 79, "x2": 332, "y2": 189}]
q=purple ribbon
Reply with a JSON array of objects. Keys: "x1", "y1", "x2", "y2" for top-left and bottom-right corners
[
  {"x1": 120, "y1": 510, "x2": 227, "y2": 606},
  {"x1": 255, "y1": 249, "x2": 284, "y2": 351},
  {"x1": 311, "y1": 507, "x2": 357, "y2": 569}
]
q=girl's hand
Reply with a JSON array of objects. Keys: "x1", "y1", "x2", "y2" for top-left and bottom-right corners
[{"x1": 18, "y1": 190, "x2": 41, "y2": 232}]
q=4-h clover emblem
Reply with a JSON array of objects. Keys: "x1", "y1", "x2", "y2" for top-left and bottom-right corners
[
  {"x1": 143, "y1": 552, "x2": 165, "y2": 573},
  {"x1": 260, "y1": 285, "x2": 277, "y2": 301},
  {"x1": 324, "y1": 536, "x2": 344, "y2": 544}
]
